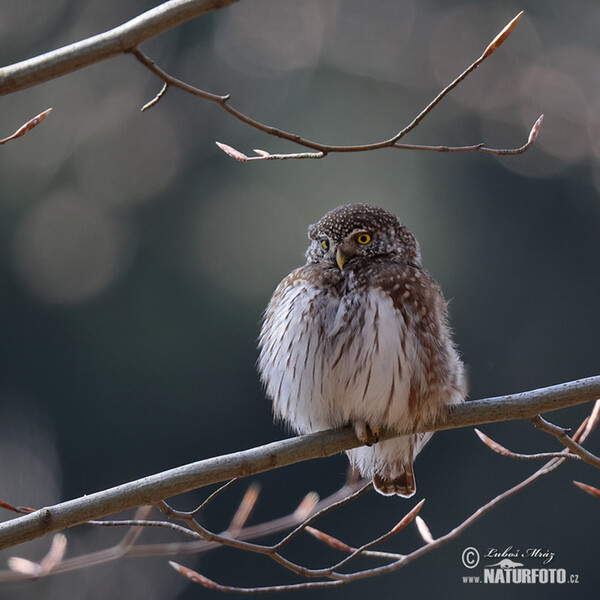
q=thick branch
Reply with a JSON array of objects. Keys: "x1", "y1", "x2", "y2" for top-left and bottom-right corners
[
  {"x1": 0, "y1": 0, "x2": 240, "y2": 95},
  {"x1": 0, "y1": 375, "x2": 598, "y2": 550}
]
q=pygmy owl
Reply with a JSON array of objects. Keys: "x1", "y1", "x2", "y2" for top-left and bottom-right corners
[{"x1": 258, "y1": 204, "x2": 466, "y2": 496}]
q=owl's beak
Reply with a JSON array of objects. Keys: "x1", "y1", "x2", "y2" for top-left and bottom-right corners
[{"x1": 335, "y1": 247, "x2": 347, "y2": 270}]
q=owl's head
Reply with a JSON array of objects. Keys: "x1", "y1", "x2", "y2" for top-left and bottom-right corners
[{"x1": 306, "y1": 204, "x2": 421, "y2": 270}]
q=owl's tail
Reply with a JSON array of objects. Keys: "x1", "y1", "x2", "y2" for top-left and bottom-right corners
[{"x1": 373, "y1": 463, "x2": 416, "y2": 497}]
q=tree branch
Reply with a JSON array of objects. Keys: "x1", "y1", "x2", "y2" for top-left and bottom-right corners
[
  {"x1": 531, "y1": 413, "x2": 600, "y2": 468},
  {"x1": 0, "y1": 375, "x2": 598, "y2": 551},
  {"x1": 0, "y1": 480, "x2": 363, "y2": 582},
  {"x1": 131, "y1": 12, "x2": 542, "y2": 161},
  {"x1": 1, "y1": 8, "x2": 542, "y2": 161},
  {"x1": 0, "y1": 0, "x2": 241, "y2": 95},
  {"x1": 170, "y1": 408, "x2": 599, "y2": 593}
]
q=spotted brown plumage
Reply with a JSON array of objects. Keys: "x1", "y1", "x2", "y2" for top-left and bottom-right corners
[{"x1": 258, "y1": 204, "x2": 466, "y2": 496}]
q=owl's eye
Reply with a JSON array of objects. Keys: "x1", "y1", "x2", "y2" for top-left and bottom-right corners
[
  {"x1": 321, "y1": 239, "x2": 329, "y2": 250},
  {"x1": 356, "y1": 233, "x2": 371, "y2": 245}
]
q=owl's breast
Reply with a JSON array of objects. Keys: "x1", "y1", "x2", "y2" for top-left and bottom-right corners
[{"x1": 258, "y1": 269, "x2": 416, "y2": 433}]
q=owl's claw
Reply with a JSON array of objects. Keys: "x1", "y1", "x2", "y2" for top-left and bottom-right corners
[
  {"x1": 354, "y1": 422, "x2": 380, "y2": 446},
  {"x1": 369, "y1": 425, "x2": 380, "y2": 444},
  {"x1": 354, "y1": 421, "x2": 369, "y2": 444}
]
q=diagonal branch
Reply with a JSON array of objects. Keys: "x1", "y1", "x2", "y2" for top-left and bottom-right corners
[
  {"x1": 0, "y1": 375, "x2": 598, "y2": 551},
  {"x1": 0, "y1": 480, "x2": 360, "y2": 582},
  {"x1": 170, "y1": 404, "x2": 600, "y2": 593},
  {"x1": 531, "y1": 411, "x2": 600, "y2": 468},
  {"x1": 0, "y1": 0, "x2": 241, "y2": 95}
]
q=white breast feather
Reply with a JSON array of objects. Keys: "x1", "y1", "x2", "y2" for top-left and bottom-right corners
[{"x1": 259, "y1": 278, "x2": 419, "y2": 434}]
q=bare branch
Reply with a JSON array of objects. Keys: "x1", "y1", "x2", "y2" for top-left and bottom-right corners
[
  {"x1": 0, "y1": 375, "x2": 598, "y2": 551},
  {"x1": 0, "y1": 0, "x2": 241, "y2": 95},
  {"x1": 1, "y1": 8, "x2": 541, "y2": 161},
  {"x1": 170, "y1": 404, "x2": 599, "y2": 593},
  {"x1": 2, "y1": 398, "x2": 597, "y2": 589},
  {"x1": 130, "y1": 13, "x2": 541, "y2": 161},
  {"x1": 531, "y1": 413, "x2": 600, "y2": 468},
  {"x1": 271, "y1": 482, "x2": 372, "y2": 552},
  {"x1": 317, "y1": 500, "x2": 424, "y2": 575},
  {"x1": 191, "y1": 478, "x2": 238, "y2": 516},
  {"x1": 474, "y1": 428, "x2": 582, "y2": 461},
  {"x1": 0, "y1": 481, "x2": 361, "y2": 582}
]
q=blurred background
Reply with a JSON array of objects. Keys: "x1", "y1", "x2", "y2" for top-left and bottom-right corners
[{"x1": 1, "y1": 0, "x2": 599, "y2": 598}]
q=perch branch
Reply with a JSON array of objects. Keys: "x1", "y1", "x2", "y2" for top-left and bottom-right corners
[
  {"x1": 170, "y1": 405, "x2": 599, "y2": 593},
  {"x1": 0, "y1": 375, "x2": 598, "y2": 551}
]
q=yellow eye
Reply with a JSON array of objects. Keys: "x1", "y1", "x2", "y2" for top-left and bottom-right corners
[
  {"x1": 321, "y1": 239, "x2": 329, "y2": 250},
  {"x1": 357, "y1": 233, "x2": 371, "y2": 245}
]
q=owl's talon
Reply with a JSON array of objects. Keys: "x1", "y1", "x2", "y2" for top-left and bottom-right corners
[
  {"x1": 354, "y1": 422, "x2": 379, "y2": 446},
  {"x1": 354, "y1": 421, "x2": 370, "y2": 444},
  {"x1": 369, "y1": 425, "x2": 380, "y2": 444}
]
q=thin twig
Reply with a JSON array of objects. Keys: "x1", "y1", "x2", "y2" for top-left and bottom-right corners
[
  {"x1": 0, "y1": 481, "x2": 362, "y2": 582},
  {"x1": 474, "y1": 428, "x2": 583, "y2": 461},
  {"x1": 305, "y1": 527, "x2": 404, "y2": 561},
  {"x1": 131, "y1": 13, "x2": 542, "y2": 162},
  {"x1": 190, "y1": 478, "x2": 238, "y2": 516},
  {"x1": 141, "y1": 83, "x2": 168, "y2": 112},
  {"x1": 315, "y1": 500, "x2": 424, "y2": 576},
  {"x1": 87, "y1": 518, "x2": 202, "y2": 539},
  {"x1": 531, "y1": 414, "x2": 600, "y2": 468},
  {"x1": 159, "y1": 483, "x2": 376, "y2": 582},
  {"x1": 271, "y1": 483, "x2": 372, "y2": 552}
]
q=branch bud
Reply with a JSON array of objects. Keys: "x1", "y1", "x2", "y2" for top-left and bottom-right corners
[{"x1": 481, "y1": 12, "x2": 523, "y2": 59}]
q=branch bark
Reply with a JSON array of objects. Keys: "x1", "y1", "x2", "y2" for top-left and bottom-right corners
[
  {"x1": 0, "y1": 0, "x2": 240, "y2": 95},
  {"x1": 0, "y1": 375, "x2": 598, "y2": 551}
]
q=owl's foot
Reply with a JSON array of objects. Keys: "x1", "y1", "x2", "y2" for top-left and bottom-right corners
[
  {"x1": 354, "y1": 421, "x2": 380, "y2": 446},
  {"x1": 369, "y1": 425, "x2": 380, "y2": 443}
]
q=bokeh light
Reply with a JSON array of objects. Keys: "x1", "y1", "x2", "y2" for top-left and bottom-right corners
[{"x1": 13, "y1": 191, "x2": 132, "y2": 304}]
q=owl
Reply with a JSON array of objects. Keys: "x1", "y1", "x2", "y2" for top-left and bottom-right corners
[{"x1": 258, "y1": 204, "x2": 466, "y2": 496}]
